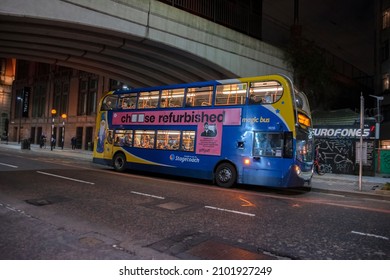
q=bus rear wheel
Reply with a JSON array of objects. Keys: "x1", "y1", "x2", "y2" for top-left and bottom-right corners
[
  {"x1": 215, "y1": 162, "x2": 236, "y2": 188},
  {"x1": 113, "y1": 153, "x2": 126, "y2": 172}
]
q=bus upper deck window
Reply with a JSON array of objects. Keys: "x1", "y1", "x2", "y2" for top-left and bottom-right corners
[
  {"x1": 249, "y1": 80, "x2": 283, "y2": 104},
  {"x1": 215, "y1": 83, "x2": 247, "y2": 106},
  {"x1": 295, "y1": 95, "x2": 303, "y2": 109},
  {"x1": 120, "y1": 94, "x2": 137, "y2": 109},
  {"x1": 138, "y1": 91, "x2": 159, "y2": 109},
  {"x1": 101, "y1": 96, "x2": 117, "y2": 111},
  {"x1": 188, "y1": 86, "x2": 213, "y2": 107},
  {"x1": 161, "y1": 88, "x2": 185, "y2": 108}
]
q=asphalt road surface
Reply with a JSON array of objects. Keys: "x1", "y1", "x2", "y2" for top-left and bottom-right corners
[{"x1": 0, "y1": 148, "x2": 389, "y2": 260}]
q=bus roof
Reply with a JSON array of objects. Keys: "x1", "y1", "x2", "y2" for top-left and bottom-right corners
[{"x1": 111, "y1": 74, "x2": 291, "y2": 95}]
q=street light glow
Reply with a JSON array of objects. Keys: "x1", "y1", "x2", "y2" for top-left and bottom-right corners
[{"x1": 369, "y1": 95, "x2": 384, "y2": 101}]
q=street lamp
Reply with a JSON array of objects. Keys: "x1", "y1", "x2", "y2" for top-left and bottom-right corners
[
  {"x1": 369, "y1": 95, "x2": 384, "y2": 173},
  {"x1": 369, "y1": 95, "x2": 384, "y2": 140},
  {"x1": 50, "y1": 109, "x2": 57, "y2": 151},
  {"x1": 16, "y1": 96, "x2": 23, "y2": 143},
  {"x1": 61, "y1": 113, "x2": 67, "y2": 149}
]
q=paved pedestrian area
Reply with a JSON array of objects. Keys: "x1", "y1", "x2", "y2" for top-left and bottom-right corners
[{"x1": 1, "y1": 141, "x2": 389, "y2": 200}]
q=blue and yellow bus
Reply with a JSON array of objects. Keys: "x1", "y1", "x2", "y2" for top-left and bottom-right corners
[{"x1": 93, "y1": 74, "x2": 314, "y2": 188}]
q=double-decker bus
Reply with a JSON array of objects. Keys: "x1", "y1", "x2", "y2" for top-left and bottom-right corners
[{"x1": 93, "y1": 74, "x2": 313, "y2": 188}]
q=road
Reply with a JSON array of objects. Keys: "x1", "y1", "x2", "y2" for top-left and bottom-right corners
[{"x1": 0, "y1": 148, "x2": 389, "y2": 260}]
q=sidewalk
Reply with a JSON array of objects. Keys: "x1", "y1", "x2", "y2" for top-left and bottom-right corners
[
  {"x1": 0, "y1": 141, "x2": 92, "y2": 160},
  {"x1": 311, "y1": 173, "x2": 390, "y2": 200},
  {"x1": 1, "y1": 141, "x2": 390, "y2": 200}
]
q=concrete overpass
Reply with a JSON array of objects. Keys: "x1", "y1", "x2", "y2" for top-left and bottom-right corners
[{"x1": 0, "y1": 0, "x2": 291, "y2": 88}]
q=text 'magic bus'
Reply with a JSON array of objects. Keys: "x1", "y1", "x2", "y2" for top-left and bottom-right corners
[{"x1": 93, "y1": 74, "x2": 314, "y2": 188}]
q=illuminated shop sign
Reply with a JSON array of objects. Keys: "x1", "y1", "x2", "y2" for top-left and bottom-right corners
[{"x1": 313, "y1": 125, "x2": 375, "y2": 139}]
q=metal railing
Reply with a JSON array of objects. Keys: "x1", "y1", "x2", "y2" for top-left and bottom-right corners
[{"x1": 158, "y1": 0, "x2": 262, "y2": 39}]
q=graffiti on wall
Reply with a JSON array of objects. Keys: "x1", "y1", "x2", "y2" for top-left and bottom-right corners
[{"x1": 315, "y1": 138, "x2": 355, "y2": 174}]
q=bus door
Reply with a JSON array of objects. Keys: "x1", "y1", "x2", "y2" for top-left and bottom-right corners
[
  {"x1": 244, "y1": 131, "x2": 287, "y2": 186},
  {"x1": 104, "y1": 129, "x2": 114, "y2": 158}
]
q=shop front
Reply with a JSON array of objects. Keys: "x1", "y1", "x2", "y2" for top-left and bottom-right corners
[{"x1": 313, "y1": 124, "x2": 376, "y2": 176}]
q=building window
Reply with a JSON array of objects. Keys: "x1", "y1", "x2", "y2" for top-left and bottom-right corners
[
  {"x1": 36, "y1": 63, "x2": 50, "y2": 76},
  {"x1": 53, "y1": 80, "x2": 69, "y2": 116},
  {"x1": 383, "y1": 9, "x2": 390, "y2": 29},
  {"x1": 382, "y1": 75, "x2": 389, "y2": 91},
  {"x1": 14, "y1": 88, "x2": 23, "y2": 119},
  {"x1": 383, "y1": 104, "x2": 390, "y2": 122},
  {"x1": 78, "y1": 77, "x2": 97, "y2": 115},
  {"x1": 109, "y1": 79, "x2": 125, "y2": 90},
  {"x1": 15, "y1": 60, "x2": 29, "y2": 80},
  {"x1": 381, "y1": 40, "x2": 389, "y2": 62},
  {"x1": 32, "y1": 84, "x2": 46, "y2": 118}
]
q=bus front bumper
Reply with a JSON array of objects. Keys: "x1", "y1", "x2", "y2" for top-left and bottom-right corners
[{"x1": 294, "y1": 165, "x2": 313, "y2": 182}]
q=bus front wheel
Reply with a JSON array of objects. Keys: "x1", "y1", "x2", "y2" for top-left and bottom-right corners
[
  {"x1": 113, "y1": 153, "x2": 126, "y2": 172},
  {"x1": 215, "y1": 162, "x2": 236, "y2": 188}
]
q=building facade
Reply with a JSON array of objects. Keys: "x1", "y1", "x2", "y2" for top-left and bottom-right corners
[
  {"x1": 8, "y1": 60, "x2": 121, "y2": 150},
  {"x1": 377, "y1": 0, "x2": 390, "y2": 148},
  {"x1": 0, "y1": 58, "x2": 15, "y2": 140}
]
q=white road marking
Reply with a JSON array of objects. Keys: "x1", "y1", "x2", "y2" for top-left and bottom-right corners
[
  {"x1": 351, "y1": 231, "x2": 389, "y2": 240},
  {"x1": 0, "y1": 162, "x2": 18, "y2": 168},
  {"x1": 36, "y1": 171, "x2": 95, "y2": 185},
  {"x1": 205, "y1": 205, "x2": 255, "y2": 217},
  {"x1": 130, "y1": 191, "x2": 165, "y2": 200},
  {"x1": 1, "y1": 203, "x2": 32, "y2": 218}
]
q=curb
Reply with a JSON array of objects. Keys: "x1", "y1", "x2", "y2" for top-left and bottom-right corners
[
  {"x1": 374, "y1": 189, "x2": 390, "y2": 196},
  {"x1": 311, "y1": 187, "x2": 390, "y2": 201}
]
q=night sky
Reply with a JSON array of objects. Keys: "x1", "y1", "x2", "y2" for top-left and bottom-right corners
[{"x1": 262, "y1": 0, "x2": 375, "y2": 75}]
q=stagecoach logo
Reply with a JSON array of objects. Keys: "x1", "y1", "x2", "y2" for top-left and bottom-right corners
[{"x1": 170, "y1": 154, "x2": 200, "y2": 163}]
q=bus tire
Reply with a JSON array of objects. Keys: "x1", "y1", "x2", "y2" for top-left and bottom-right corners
[
  {"x1": 113, "y1": 152, "x2": 126, "y2": 172},
  {"x1": 215, "y1": 162, "x2": 236, "y2": 188}
]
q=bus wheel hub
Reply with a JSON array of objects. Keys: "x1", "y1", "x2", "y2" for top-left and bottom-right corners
[{"x1": 219, "y1": 168, "x2": 232, "y2": 182}]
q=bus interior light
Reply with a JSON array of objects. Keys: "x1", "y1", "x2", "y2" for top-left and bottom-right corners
[
  {"x1": 222, "y1": 89, "x2": 247, "y2": 94},
  {"x1": 252, "y1": 87, "x2": 281, "y2": 93}
]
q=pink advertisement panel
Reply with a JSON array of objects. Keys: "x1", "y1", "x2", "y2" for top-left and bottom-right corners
[{"x1": 112, "y1": 108, "x2": 241, "y2": 156}]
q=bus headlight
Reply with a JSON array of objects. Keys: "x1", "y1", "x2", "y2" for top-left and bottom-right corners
[{"x1": 294, "y1": 165, "x2": 301, "y2": 175}]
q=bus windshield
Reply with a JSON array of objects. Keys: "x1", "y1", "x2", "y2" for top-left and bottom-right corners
[{"x1": 296, "y1": 128, "x2": 314, "y2": 163}]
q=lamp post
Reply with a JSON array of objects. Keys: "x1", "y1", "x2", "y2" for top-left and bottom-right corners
[
  {"x1": 17, "y1": 96, "x2": 23, "y2": 143},
  {"x1": 61, "y1": 113, "x2": 67, "y2": 149},
  {"x1": 369, "y1": 95, "x2": 384, "y2": 140},
  {"x1": 50, "y1": 109, "x2": 56, "y2": 151},
  {"x1": 369, "y1": 95, "x2": 384, "y2": 173}
]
